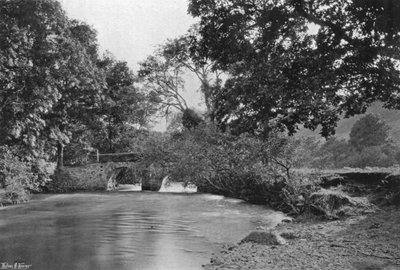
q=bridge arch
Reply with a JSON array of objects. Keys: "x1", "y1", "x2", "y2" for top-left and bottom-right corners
[{"x1": 51, "y1": 162, "x2": 165, "y2": 192}]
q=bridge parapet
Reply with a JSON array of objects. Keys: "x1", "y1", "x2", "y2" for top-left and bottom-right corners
[{"x1": 87, "y1": 152, "x2": 144, "y2": 163}]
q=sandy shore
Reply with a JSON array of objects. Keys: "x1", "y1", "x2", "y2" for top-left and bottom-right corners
[{"x1": 204, "y1": 206, "x2": 400, "y2": 270}]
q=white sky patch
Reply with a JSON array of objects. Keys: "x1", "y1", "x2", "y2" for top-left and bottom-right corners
[
  {"x1": 307, "y1": 22, "x2": 320, "y2": 35},
  {"x1": 60, "y1": 0, "x2": 197, "y2": 71}
]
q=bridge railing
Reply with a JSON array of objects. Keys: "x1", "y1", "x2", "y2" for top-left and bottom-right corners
[{"x1": 86, "y1": 152, "x2": 144, "y2": 163}]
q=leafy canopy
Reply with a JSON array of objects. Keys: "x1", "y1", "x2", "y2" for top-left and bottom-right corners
[
  {"x1": 0, "y1": 0, "x2": 158, "y2": 168},
  {"x1": 188, "y1": 0, "x2": 400, "y2": 137},
  {"x1": 0, "y1": 0, "x2": 104, "y2": 158}
]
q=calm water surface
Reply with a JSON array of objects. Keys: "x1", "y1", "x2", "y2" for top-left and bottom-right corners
[{"x1": 0, "y1": 192, "x2": 284, "y2": 270}]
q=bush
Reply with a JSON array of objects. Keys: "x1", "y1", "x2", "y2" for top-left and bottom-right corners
[
  {"x1": 163, "y1": 124, "x2": 322, "y2": 214},
  {"x1": 312, "y1": 138, "x2": 353, "y2": 169},
  {"x1": 345, "y1": 145, "x2": 397, "y2": 168},
  {"x1": 349, "y1": 114, "x2": 390, "y2": 151},
  {"x1": 0, "y1": 146, "x2": 54, "y2": 205},
  {"x1": 167, "y1": 125, "x2": 272, "y2": 192},
  {"x1": 311, "y1": 137, "x2": 400, "y2": 169},
  {"x1": 311, "y1": 114, "x2": 400, "y2": 169},
  {"x1": 1, "y1": 181, "x2": 30, "y2": 205},
  {"x1": 181, "y1": 108, "x2": 204, "y2": 130}
]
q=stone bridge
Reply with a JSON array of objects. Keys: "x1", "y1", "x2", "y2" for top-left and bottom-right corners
[{"x1": 50, "y1": 161, "x2": 164, "y2": 192}]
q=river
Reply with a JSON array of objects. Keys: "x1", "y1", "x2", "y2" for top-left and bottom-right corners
[{"x1": 0, "y1": 192, "x2": 285, "y2": 270}]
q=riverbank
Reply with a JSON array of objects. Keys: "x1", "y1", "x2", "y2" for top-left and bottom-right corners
[{"x1": 203, "y1": 206, "x2": 400, "y2": 270}]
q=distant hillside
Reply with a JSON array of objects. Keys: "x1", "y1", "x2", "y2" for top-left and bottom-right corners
[{"x1": 296, "y1": 102, "x2": 400, "y2": 145}]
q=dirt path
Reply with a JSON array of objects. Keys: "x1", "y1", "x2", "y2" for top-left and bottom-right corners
[{"x1": 204, "y1": 206, "x2": 400, "y2": 270}]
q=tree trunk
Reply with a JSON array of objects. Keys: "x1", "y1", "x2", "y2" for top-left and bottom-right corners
[{"x1": 57, "y1": 141, "x2": 64, "y2": 169}]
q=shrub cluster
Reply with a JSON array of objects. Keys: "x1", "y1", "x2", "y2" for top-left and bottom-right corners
[
  {"x1": 312, "y1": 138, "x2": 400, "y2": 169},
  {"x1": 157, "y1": 124, "x2": 320, "y2": 214},
  {"x1": 312, "y1": 114, "x2": 400, "y2": 169},
  {"x1": 0, "y1": 146, "x2": 54, "y2": 205},
  {"x1": 145, "y1": 121, "x2": 397, "y2": 215}
]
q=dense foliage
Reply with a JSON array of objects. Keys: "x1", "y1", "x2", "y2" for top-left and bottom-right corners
[
  {"x1": 0, "y1": 0, "x2": 156, "y2": 203},
  {"x1": 0, "y1": 146, "x2": 54, "y2": 205},
  {"x1": 131, "y1": 119, "x2": 399, "y2": 213},
  {"x1": 132, "y1": 124, "x2": 321, "y2": 213},
  {"x1": 349, "y1": 114, "x2": 390, "y2": 150},
  {"x1": 2, "y1": 0, "x2": 400, "y2": 210},
  {"x1": 188, "y1": 0, "x2": 400, "y2": 137},
  {"x1": 315, "y1": 114, "x2": 400, "y2": 168}
]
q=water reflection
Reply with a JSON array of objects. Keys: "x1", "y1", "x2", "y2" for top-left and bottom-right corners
[{"x1": 0, "y1": 193, "x2": 286, "y2": 270}]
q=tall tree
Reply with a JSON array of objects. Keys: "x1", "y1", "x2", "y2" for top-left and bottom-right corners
[
  {"x1": 95, "y1": 54, "x2": 153, "y2": 152},
  {"x1": 349, "y1": 114, "x2": 390, "y2": 150},
  {"x1": 138, "y1": 54, "x2": 189, "y2": 115},
  {"x1": 46, "y1": 21, "x2": 105, "y2": 168},
  {"x1": 162, "y1": 29, "x2": 223, "y2": 121},
  {"x1": 0, "y1": 0, "x2": 105, "y2": 168},
  {"x1": 188, "y1": 0, "x2": 400, "y2": 137},
  {"x1": 138, "y1": 29, "x2": 222, "y2": 121}
]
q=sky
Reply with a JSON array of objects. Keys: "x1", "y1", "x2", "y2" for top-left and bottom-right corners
[
  {"x1": 60, "y1": 0, "x2": 196, "y2": 71},
  {"x1": 60, "y1": 0, "x2": 203, "y2": 130}
]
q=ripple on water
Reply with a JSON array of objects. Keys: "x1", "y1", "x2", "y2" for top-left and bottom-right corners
[{"x1": 0, "y1": 192, "x2": 287, "y2": 270}]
